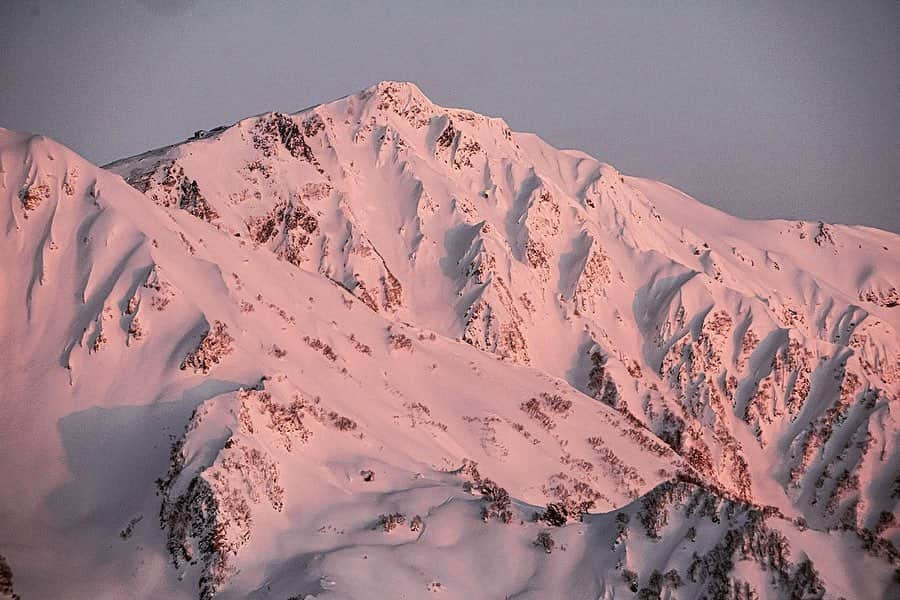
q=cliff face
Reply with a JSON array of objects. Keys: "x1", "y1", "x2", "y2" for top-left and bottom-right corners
[{"x1": 0, "y1": 81, "x2": 897, "y2": 599}]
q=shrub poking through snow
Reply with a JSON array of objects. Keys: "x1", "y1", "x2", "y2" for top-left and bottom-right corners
[
  {"x1": 302, "y1": 336, "x2": 338, "y2": 361},
  {"x1": 0, "y1": 554, "x2": 20, "y2": 600},
  {"x1": 540, "y1": 503, "x2": 569, "y2": 527},
  {"x1": 458, "y1": 461, "x2": 513, "y2": 524},
  {"x1": 534, "y1": 531, "x2": 555, "y2": 554},
  {"x1": 20, "y1": 181, "x2": 51, "y2": 214},
  {"x1": 381, "y1": 270, "x2": 404, "y2": 311},
  {"x1": 349, "y1": 334, "x2": 372, "y2": 355},
  {"x1": 239, "y1": 390, "x2": 313, "y2": 451},
  {"x1": 377, "y1": 513, "x2": 406, "y2": 532},
  {"x1": 460, "y1": 458, "x2": 481, "y2": 483},
  {"x1": 126, "y1": 296, "x2": 139, "y2": 315},
  {"x1": 410, "y1": 515, "x2": 423, "y2": 532},
  {"x1": 588, "y1": 349, "x2": 620, "y2": 408},
  {"x1": 612, "y1": 512, "x2": 630, "y2": 549},
  {"x1": 119, "y1": 514, "x2": 143, "y2": 540},
  {"x1": 639, "y1": 569, "x2": 683, "y2": 597},
  {"x1": 90, "y1": 331, "x2": 107, "y2": 353},
  {"x1": 128, "y1": 317, "x2": 145, "y2": 342},
  {"x1": 478, "y1": 478, "x2": 513, "y2": 524},
  {"x1": 541, "y1": 393, "x2": 572, "y2": 415},
  {"x1": 62, "y1": 168, "x2": 78, "y2": 196},
  {"x1": 389, "y1": 331, "x2": 413, "y2": 351},
  {"x1": 520, "y1": 397, "x2": 556, "y2": 430},
  {"x1": 181, "y1": 321, "x2": 234, "y2": 373},
  {"x1": 328, "y1": 411, "x2": 357, "y2": 431}
]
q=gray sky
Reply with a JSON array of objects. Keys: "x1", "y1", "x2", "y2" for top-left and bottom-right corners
[{"x1": 2, "y1": 1, "x2": 898, "y2": 232}]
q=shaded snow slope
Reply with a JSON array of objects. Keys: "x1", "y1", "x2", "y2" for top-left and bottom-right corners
[{"x1": 0, "y1": 81, "x2": 897, "y2": 599}]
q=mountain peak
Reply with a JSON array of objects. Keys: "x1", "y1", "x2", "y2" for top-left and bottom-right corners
[
  {"x1": 363, "y1": 79, "x2": 429, "y2": 99},
  {"x1": 346, "y1": 80, "x2": 511, "y2": 137},
  {"x1": 4, "y1": 82, "x2": 898, "y2": 600},
  {"x1": 344, "y1": 79, "x2": 448, "y2": 133},
  {"x1": 353, "y1": 80, "x2": 434, "y2": 115}
]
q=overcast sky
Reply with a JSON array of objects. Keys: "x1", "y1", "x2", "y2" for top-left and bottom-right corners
[{"x1": 1, "y1": 1, "x2": 898, "y2": 232}]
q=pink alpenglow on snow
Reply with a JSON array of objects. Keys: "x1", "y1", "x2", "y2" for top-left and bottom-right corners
[{"x1": 0, "y1": 82, "x2": 898, "y2": 599}]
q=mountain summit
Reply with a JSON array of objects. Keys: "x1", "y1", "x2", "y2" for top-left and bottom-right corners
[{"x1": 1, "y1": 82, "x2": 898, "y2": 599}]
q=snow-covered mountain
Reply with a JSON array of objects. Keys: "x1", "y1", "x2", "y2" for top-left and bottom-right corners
[{"x1": 1, "y1": 81, "x2": 897, "y2": 599}]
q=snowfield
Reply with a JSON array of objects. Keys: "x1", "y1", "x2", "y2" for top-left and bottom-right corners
[{"x1": 1, "y1": 82, "x2": 898, "y2": 599}]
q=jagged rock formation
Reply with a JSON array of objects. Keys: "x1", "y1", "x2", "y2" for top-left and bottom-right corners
[{"x1": 1, "y1": 82, "x2": 897, "y2": 599}]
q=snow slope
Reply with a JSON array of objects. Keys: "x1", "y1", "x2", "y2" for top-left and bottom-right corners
[{"x1": 1, "y1": 81, "x2": 898, "y2": 599}]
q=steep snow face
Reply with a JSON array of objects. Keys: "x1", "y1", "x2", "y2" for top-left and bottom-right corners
[
  {"x1": 0, "y1": 128, "x2": 679, "y2": 598},
  {"x1": 109, "y1": 80, "x2": 900, "y2": 522},
  {"x1": 1, "y1": 81, "x2": 898, "y2": 599}
]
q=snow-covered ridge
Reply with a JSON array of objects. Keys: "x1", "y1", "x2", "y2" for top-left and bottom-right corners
[
  {"x1": 0, "y1": 80, "x2": 898, "y2": 599},
  {"x1": 108, "y1": 78, "x2": 900, "y2": 517}
]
